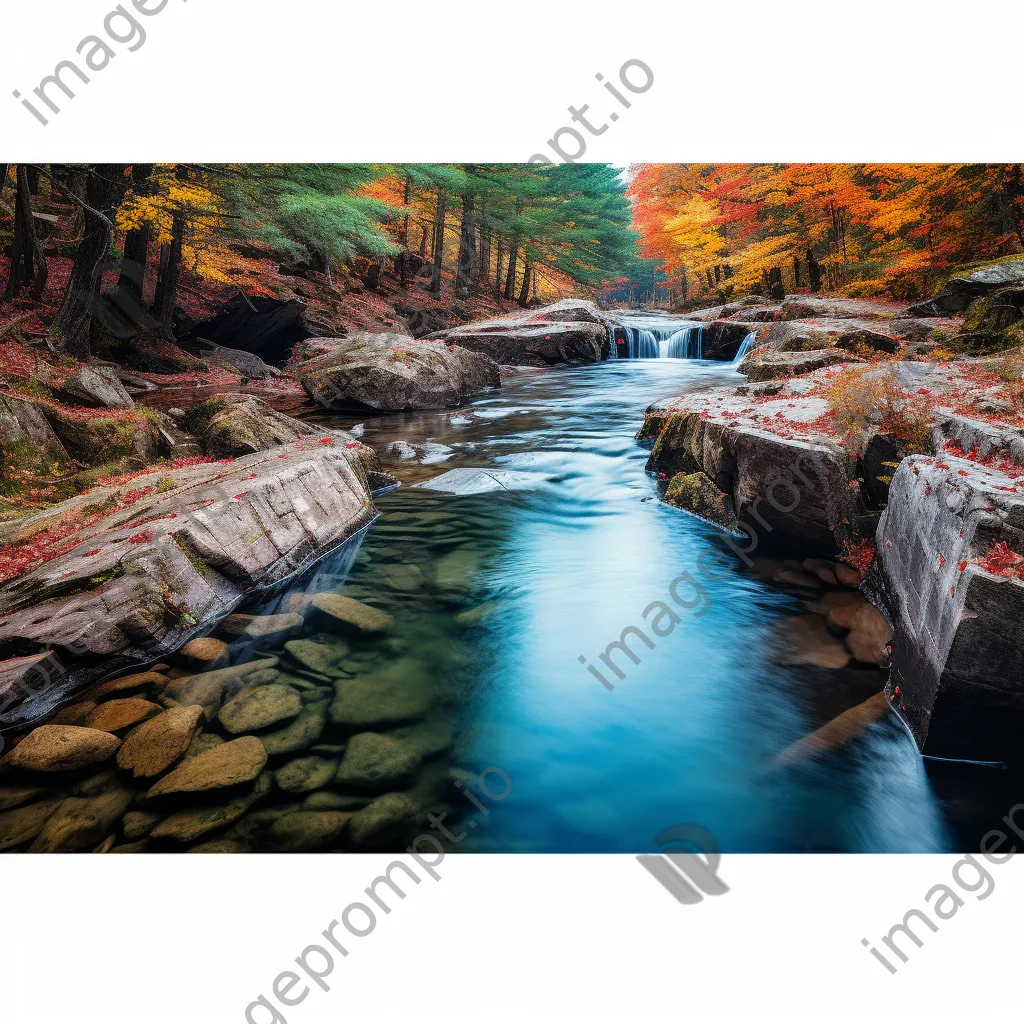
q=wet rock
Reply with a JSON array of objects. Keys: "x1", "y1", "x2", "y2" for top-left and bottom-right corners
[
  {"x1": 185, "y1": 394, "x2": 327, "y2": 458},
  {"x1": 284, "y1": 639, "x2": 348, "y2": 676},
  {"x1": 347, "y1": 792, "x2": 424, "y2": 851},
  {"x1": 1, "y1": 726, "x2": 121, "y2": 772},
  {"x1": 415, "y1": 467, "x2": 547, "y2": 495},
  {"x1": 187, "y1": 839, "x2": 248, "y2": 853},
  {"x1": 218, "y1": 684, "x2": 302, "y2": 734},
  {"x1": 144, "y1": 736, "x2": 267, "y2": 798},
  {"x1": 0, "y1": 799, "x2": 63, "y2": 850},
  {"x1": 161, "y1": 660, "x2": 277, "y2": 720},
  {"x1": 149, "y1": 773, "x2": 272, "y2": 842},
  {"x1": 334, "y1": 732, "x2": 423, "y2": 792},
  {"x1": 86, "y1": 697, "x2": 161, "y2": 732},
  {"x1": 268, "y1": 810, "x2": 352, "y2": 851},
  {"x1": 110, "y1": 841, "x2": 150, "y2": 853},
  {"x1": 429, "y1": 300, "x2": 610, "y2": 367},
  {"x1": 221, "y1": 612, "x2": 303, "y2": 644},
  {"x1": 122, "y1": 809, "x2": 163, "y2": 840},
  {"x1": 50, "y1": 700, "x2": 98, "y2": 726},
  {"x1": 302, "y1": 791, "x2": 371, "y2": 811},
  {"x1": 179, "y1": 637, "x2": 230, "y2": 671},
  {"x1": 259, "y1": 701, "x2": 329, "y2": 756},
  {"x1": 116, "y1": 705, "x2": 205, "y2": 778},
  {"x1": 825, "y1": 599, "x2": 892, "y2": 666},
  {"x1": 835, "y1": 563, "x2": 862, "y2": 588},
  {"x1": 773, "y1": 692, "x2": 890, "y2": 768},
  {"x1": 0, "y1": 443, "x2": 376, "y2": 732},
  {"x1": 86, "y1": 670, "x2": 168, "y2": 701},
  {"x1": 183, "y1": 732, "x2": 224, "y2": 760},
  {"x1": 774, "y1": 568, "x2": 822, "y2": 589},
  {"x1": 389, "y1": 717, "x2": 454, "y2": 760},
  {"x1": 275, "y1": 755, "x2": 340, "y2": 793},
  {"x1": 802, "y1": 558, "x2": 838, "y2": 586},
  {"x1": 0, "y1": 783, "x2": 52, "y2": 812},
  {"x1": 29, "y1": 786, "x2": 135, "y2": 852},
  {"x1": 308, "y1": 594, "x2": 393, "y2": 636},
  {"x1": 296, "y1": 332, "x2": 500, "y2": 412},
  {"x1": 195, "y1": 342, "x2": 277, "y2": 379},
  {"x1": 664, "y1": 471, "x2": 734, "y2": 528},
  {"x1": 774, "y1": 614, "x2": 851, "y2": 670},
  {"x1": 330, "y1": 659, "x2": 433, "y2": 730}
]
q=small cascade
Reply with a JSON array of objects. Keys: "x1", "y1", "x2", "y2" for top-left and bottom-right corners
[
  {"x1": 617, "y1": 321, "x2": 705, "y2": 360},
  {"x1": 731, "y1": 331, "x2": 757, "y2": 365}
]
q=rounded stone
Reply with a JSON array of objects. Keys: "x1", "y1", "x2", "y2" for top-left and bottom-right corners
[
  {"x1": 1, "y1": 726, "x2": 121, "y2": 772},
  {"x1": 218, "y1": 684, "x2": 302, "y2": 734},
  {"x1": 144, "y1": 736, "x2": 267, "y2": 798},
  {"x1": 116, "y1": 705, "x2": 205, "y2": 778},
  {"x1": 86, "y1": 698, "x2": 161, "y2": 733}
]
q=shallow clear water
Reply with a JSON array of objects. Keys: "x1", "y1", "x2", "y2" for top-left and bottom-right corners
[{"x1": 281, "y1": 359, "x2": 1011, "y2": 852}]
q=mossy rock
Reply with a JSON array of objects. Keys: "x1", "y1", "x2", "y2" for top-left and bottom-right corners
[{"x1": 663, "y1": 471, "x2": 734, "y2": 528}]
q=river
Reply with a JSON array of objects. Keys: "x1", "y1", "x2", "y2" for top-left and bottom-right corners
[{"x1": 239, "y1": 350, "x2": 1021, "y2": 854}]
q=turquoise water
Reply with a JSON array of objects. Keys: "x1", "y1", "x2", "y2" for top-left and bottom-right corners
[{"x1": 292, "y1": 358, "x2": 991, "y2": 853}]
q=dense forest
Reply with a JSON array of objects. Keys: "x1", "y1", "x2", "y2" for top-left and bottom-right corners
[
  {"x1": 627, "y1": 163, "x2": 1024, "y2": 304},
  {"x1": 0, "y1": 162, "x2": 638, "y2": 359}
]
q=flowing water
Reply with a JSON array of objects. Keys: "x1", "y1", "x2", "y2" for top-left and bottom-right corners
[{"x1": 257, "y1": 358, "x2": 1014, "y2": 853}]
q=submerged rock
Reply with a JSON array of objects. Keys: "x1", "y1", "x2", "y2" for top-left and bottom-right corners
[
  {"x1": 773, "y1": 614, "x2": 851, "y2": 670},
  {"x1": 217, "y1": 684, "x2": 302, "y2": 734},
  {"x1": 308, "y1": 594, "x2": 393, "y2": 636},
  {"x1": 347, "y1": 792, "x2": 425, "y2": 851},
  {"x1": 2, "y1": 725, "x2": 121, "y2": 772},
  {"x1": 150, "y1": 773, "x2": 271, "y2": 842},
  {"x1": 144, "y1": 736, "x2": 267, "y2": 798},
  {"x1": 258, "y1": 701, "x2": 329, "y2": 756},
  {"x1": 85, "y1": 697, "x2": 160, "y2": 732},
  {"x1": 329, "y1": 659, "x2": 433, "y2": 729},
  {"x1": 0, "y1": 799, "x2": 63, "y2": 851},
  {"x1": 275, "y1": 754, "x2": 340, "y2": 793},
  {"x1": 116, "y1": 705, "x2": 205, "y2": 778},
  {"x1": 334, "y1": 732, "x2": 423, "y2": 792},
  {"x1": 29, "y1": 786, "x2": 135, "y2": 852},
  {"x1": 268, "y1": 810, "x2": 352, "y2": 852}
]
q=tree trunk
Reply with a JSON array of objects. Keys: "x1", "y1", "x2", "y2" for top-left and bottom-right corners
[
  {"x1": 55, "y1": 164, "x2": 131, "y2": 360},
  {"x1": 454, "y1": 189, "x2": 477, "y2": 300},
  {"x1": 517, "y1": 263, "x2": 531, "y2": 307},
  {"x1": 494, "y1": 238, "x2": 504, "y2": 298},
  {"x1": 504, "y1": 242, "x2": 519, "y2": 300},
  {"x1": 792, "y1": 255, "x2": 801, "y2": 289},
  {"x1": 3, "y1": 165, "x2": 48, "y2": 302},
  {"x1": 767, "y1": 266, "x2": 785, "y2": 300},
  {"x1": 25, "y1": 166, "x2": 40, "y2": 195},
  {"x1": 399, "y1": 177, "x2": 411, "y2": 288},
  {"x1": 429, "y1": 189, "x2": 446, "y2": 297},
  {"x1": 117, "y1": 164, "x2": 154, "y2": 303},
  {"x1": 806, "y1": 248, "x2": 822, "y2": 292},
  {"x1": 152, "y1": 165, "x2": 189, "y2": 329}
]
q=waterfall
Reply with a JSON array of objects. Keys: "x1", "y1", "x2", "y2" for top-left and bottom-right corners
[
  {"x1": 731, "y1": 331, "x2": 757, "y2": 365},
  {"x1": 618, "y1": 322, "x2": 704, "y2": 360}
]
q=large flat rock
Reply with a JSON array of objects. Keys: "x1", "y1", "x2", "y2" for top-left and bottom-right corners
[{"x1": 0, "y1": 437, "x2": 377, "y2": 731}]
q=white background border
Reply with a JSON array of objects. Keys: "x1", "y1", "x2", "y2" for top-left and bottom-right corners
[{"x1": 3, "y1": 1, "x2": 1024, "y2": 1020}]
